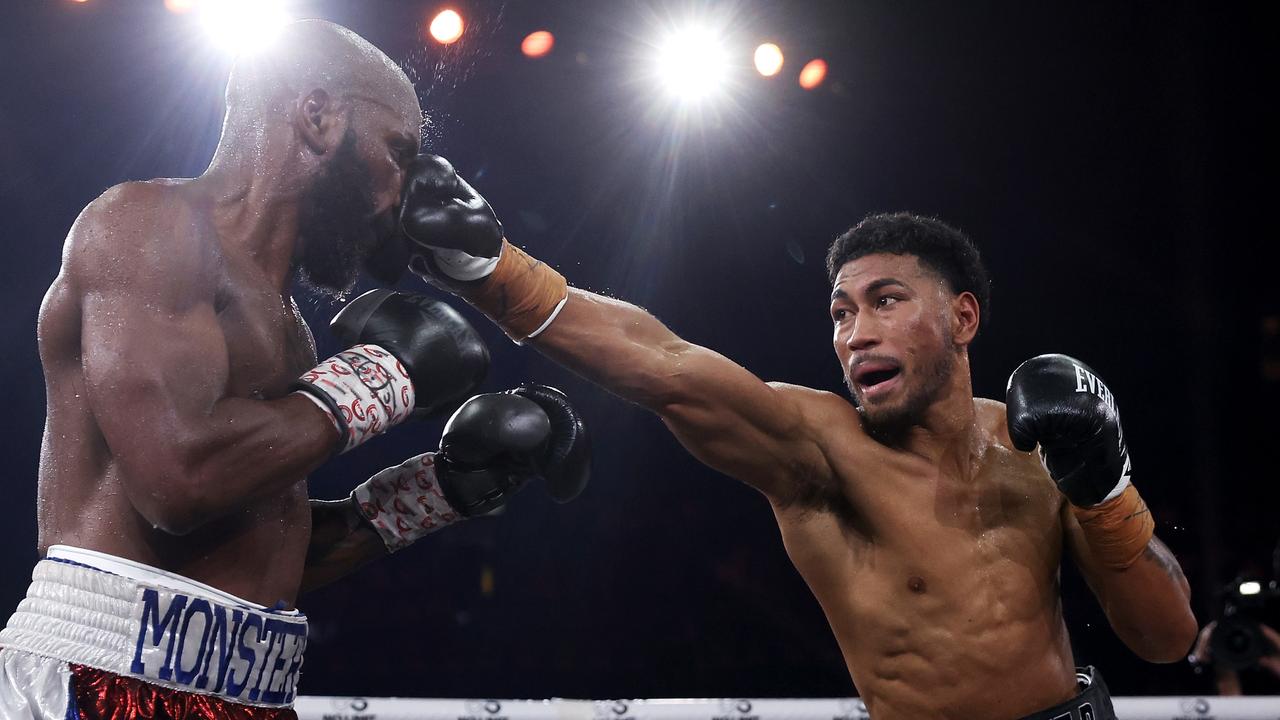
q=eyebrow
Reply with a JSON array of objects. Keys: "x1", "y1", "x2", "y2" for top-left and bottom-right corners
[
  {"x1": 865, "y1": 277, "x2": 908, "y2": 294},
  {"x1": 830, "y1": 277, "x2": 908, "y2": 302}
]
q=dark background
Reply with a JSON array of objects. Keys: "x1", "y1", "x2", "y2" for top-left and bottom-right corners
[{"x1": 2, "y1": 0, "x2": 1277, "y2": 700}]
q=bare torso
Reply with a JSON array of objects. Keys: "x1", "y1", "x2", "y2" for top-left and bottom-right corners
[
  {"x1": 36, "y1": 179, "x2": 318, "y2": 606},
  {"x1": 774, "y1": 394, "x2": 1076, "y2": 720}
]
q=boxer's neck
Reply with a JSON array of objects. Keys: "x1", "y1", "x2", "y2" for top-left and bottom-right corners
[
  {"x1": 199, "y1": 139, "x2": 306, "y2": 292},
  {"x1": 894, "y1": 354, "x2": 984, "y2": 477}
]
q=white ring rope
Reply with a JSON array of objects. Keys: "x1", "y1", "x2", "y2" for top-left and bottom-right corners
[{"x1": 293, "y1": 696, "x2": 1280, "y2": 720}]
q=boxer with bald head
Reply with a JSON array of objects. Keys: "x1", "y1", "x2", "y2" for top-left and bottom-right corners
[
  {"x1": 398, "y1": 158, "x2": 1197, "y2": 719},
  {"x1": 0, "y1": 21, "x2": 589, "y2": 719}
]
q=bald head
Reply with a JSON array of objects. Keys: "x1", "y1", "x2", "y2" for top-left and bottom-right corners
[{"x1": 217, "y1": 20, "x2": 421, "y2": 155}]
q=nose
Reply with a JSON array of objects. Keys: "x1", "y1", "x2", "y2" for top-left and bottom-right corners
[
  {"x1": 378, "y1": 168, "x2": 405, "y2": 216},
  {"x1": 845, "y1": 312, "x2": 881, "y2": 352}
]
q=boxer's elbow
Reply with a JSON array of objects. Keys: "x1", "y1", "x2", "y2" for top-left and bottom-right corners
[
  {"x1": 1119, "y1": 606, "x2": 1199, "y2": 663},
  {"x1": 123, "y1": 454, "x2": 224, "y2": 536}
]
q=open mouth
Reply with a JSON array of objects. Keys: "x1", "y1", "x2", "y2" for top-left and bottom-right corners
[{"x1": 853, "y1": 361, "x2": 902, "y2": 393}]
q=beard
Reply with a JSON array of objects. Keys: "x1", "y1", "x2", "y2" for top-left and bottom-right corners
[
  {"x1": 293, "y1": 128, "x2": 391, "y2": 300},
  {"x1": 848, "y1": 332, "x2": 957, "y2": 445}
]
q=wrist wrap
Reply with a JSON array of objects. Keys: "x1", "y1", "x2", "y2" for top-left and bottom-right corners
[
  {"x1": 293, "y1": 343, "x2": 415, "y2": 453},
  {"x1": 1071, "y1": 484, "x2": 1155, "y2": 570},
  {"x1": 459, "y1": 241, "x2": 568, "y2": 344},
  {"x1": 351, "y1": 452, "x2": 463, "y2": 552}
]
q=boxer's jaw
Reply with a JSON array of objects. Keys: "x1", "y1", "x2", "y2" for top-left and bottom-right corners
[{"x1": 294, "y1": 126, "x2": 383, "y2": 299}]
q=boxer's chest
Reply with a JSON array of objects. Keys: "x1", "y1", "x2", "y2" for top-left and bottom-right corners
[
  {"x1": 782, "y1": 437, "x2": 1065, "y2": 597},
  {"x1": 214, "y1": 275, "x2": 317, "y2": 400}
]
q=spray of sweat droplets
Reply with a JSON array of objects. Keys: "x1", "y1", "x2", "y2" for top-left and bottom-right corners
[{"x1": 401, "y1": 3, "x2": 508, "y2": 153}]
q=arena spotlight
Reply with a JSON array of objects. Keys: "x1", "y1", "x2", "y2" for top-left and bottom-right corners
[
  {"x1": 164, "y1": 0, "x2": 198, "y2": 14},
  {"x1": 430, "y1": 9, "x2": 465, "y2": 45},
  {"x1": 798, "y1": 58, "x2": 828, "y2": 90},
  {"x1": 753, "y1": 43, "x2": 783, "y2": 77},
  {"x1": 200, "y1": 0, "x2": 290, "y2": 54},
  {"x1": 653, "y1": 26, "x2": 730, "y2": 102},
  {"x1": 522, "y1": 30, "x2": 555, "y2": 58},
  {"x1": 1239, "y1": 581, "x2": 1262, "y2": 596}
]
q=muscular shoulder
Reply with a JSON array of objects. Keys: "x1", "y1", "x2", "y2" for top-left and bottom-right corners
[
  {"x1": 63, "y1": 180, "x2": 219, "y2": 300},
  {"x1": 975, "y1": 397, "x2": 1024, "y2": 455},
  {"x1": 766, "y1": 382, "x2": 861, "y2": 431}
]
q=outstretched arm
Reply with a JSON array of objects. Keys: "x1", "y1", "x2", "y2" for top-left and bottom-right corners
[
  {"x1": 531, "y1": 289, "x2": 833, "y2": 500},
  {"x1": 398, "y1": 155, "x2": 835, "y2": 501}
]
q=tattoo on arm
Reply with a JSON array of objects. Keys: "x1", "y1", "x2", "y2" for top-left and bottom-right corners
[{"x1": 1143, "y1": 537, "x2": 1190, "y2": 591}]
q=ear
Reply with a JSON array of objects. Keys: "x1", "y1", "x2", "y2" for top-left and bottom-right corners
[
  {"x1": 295, "y1": 88, "x2": 343, "y2": 155},
  {"x1": 951, "y1": 291, "x2": 980, "y2": 346}
]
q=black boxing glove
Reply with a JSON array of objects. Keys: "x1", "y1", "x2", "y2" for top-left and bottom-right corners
[
  {"x1": 507, "y1": 384, "x2": 590, "y2": 503},
  {"x1": 436, "y1": 384, "x2": 590, "y2": 516},
  {"x1": 1006, "y1": 353, "x2": 1132, "y2": 507},
  {"x1": 294, "y1": 290, "x2": 489, "y2": 453},
  {"x1": 399, "y1": 154, "x2": 505, "y2": 284},
  {"x1": 350, "y1": 384, "x2": 590, "y2": 552}
]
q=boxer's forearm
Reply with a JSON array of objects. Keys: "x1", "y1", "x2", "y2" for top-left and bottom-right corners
[
  {"x1": 532, "y1": 287, "x2": 695, "y2": 410},
  {"x1": 1088, "y1": 536, "x2": 1197, "y2": 663},
  {"x1": 299, "y1": 497, "x2": 385, "y2": 593},
  {"x1": 129, "y1": 393, "x2": 336, "y2": 535}
]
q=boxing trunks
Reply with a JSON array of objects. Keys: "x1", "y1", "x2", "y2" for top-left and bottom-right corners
[
  {"x1": 0, "y1": 546, "x2": 305, "y2": 719},
  {"x1": 1018, "y1": 666, "x2": 1115, "y2": 720}
]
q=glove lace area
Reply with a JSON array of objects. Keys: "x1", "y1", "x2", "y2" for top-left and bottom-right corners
[{"x1": 351, "y1": 452, "x2": 461, "y2": 552}]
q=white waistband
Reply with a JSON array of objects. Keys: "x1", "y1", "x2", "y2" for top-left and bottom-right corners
[
  {"x1": 45, "y1": 545, "x2": 297, "y2": 614},
  {"x1": 0, "y1": 554, "x2": 308, "y2": 707}
]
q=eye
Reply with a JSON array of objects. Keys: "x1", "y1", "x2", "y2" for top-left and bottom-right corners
[
  {"x1": 831, "y1": 308, "x2": 849, "y2": 322},
  {"x1": 875, "y1": 296, "x2": 900, "y2": 309}
]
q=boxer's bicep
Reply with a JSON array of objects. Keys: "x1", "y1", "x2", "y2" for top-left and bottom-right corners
[
  {"x1": 534, "y1": 289, "x2": 830, "y2": 496},
  {"x1": 657, "y1": 349, "x2": 832, "y2": 498},
  {"x1": 73, "y1": 191, "x2": 228, "y2": 520}
]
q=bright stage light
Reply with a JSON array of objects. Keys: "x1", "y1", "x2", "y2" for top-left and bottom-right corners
[
  {"x1": 521, "y1": 30, "x2": 555, "y2": 58},
  {"x1": 429, "y1": 9, "x2": 464, "y2": 45},
  {"x1": 200, "y1": 0, "x2": 290, "y2": 55},
  {"x1": 654, "y1": 26, "x2": 729, "y2": 102},
  {"x1": 798, "y1": 58, "x2": 827, "y2": 90},
  {"x1": 1239, "y1": 581, "x2": 1262, "y2": 596},
  {"x1": 754, "y1": 43, "x2": 783, "y2": 77},
  {"x1": 164, "y1": 0, "x2": 198, "y2": 14}
]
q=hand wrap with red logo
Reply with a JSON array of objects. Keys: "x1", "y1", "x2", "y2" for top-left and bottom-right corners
[
  {"x1": 294, "y1": 290, "x2": 489, "y2": 454},
  {"x1": 351, "y1": 452, "x2": 460, "y2": 552},
  {"x1": 295, "y1": 344, "x2": 415, "y2": 453}
]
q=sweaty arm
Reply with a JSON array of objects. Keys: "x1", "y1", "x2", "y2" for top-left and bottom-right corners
[
  {"x1": 1064, "y1": 510, "x2": 1196, "y2": 663},
  {"x1": 1007, "y1": 353, "x2": 1197, "y2": 662},
  {"x1": 301, "y1": 497, "x2": 382, "y2": 593},
  {"x1": 398, "y1": 154, "x2": 832, "y2": 499},
  {"x1": 73, "y1": 186, "x2": 337, "y2": 536},
  {"x1": 532, "y1": 289, "x2": 832, "y2": 500}
]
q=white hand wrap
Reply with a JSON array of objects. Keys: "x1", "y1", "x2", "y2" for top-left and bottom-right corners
[
  {"x1": 294, "y1": 343, "x2": 416, "y2": 453},
  {"x1": 351, "y1": 452, "x2": 462, "y2": 552}
]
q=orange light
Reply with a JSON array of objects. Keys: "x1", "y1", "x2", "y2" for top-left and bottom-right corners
[
  {"x1": 429, "y1": 9, "x2": 464, "y2": 45},
  {"x1": 164, "y1": 0, "x2": 198, "y2": 13},
  {"x1": 798, "y1": 58, "x2": 827, "y2": 90},
  {"x1": 521, "y1": 30, "x2": 555, "y2": 58},
  {"x1": 754, "y1": 43, "x2": 783, "y2": 77}
]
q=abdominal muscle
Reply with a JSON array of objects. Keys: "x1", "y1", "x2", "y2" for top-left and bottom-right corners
[{"x1": 776, "y1": 497, "x2": 1079, "y2": 719}]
